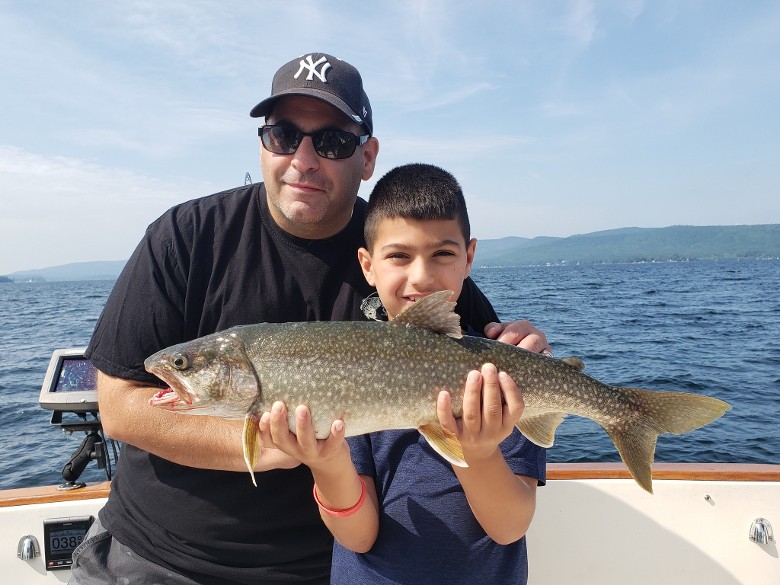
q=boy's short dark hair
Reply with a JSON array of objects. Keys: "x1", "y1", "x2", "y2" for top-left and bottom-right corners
[{"x1": 364, "y1": 163, "x2": 471, "y2": 251}]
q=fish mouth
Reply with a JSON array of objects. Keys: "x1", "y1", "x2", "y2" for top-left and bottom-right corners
[
  {"x1": 147, "y1": 370, "x2": 202, "y2": 411},
  {"x1": 149, "y1": 388, "x2": 184, "y2": 408}
]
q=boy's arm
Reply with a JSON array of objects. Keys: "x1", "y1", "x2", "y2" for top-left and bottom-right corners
[
  {"x1": 437, "y1": 364, "x2": 538, "y2": 544},
  {"x1": 258, "y1": 404, "x2": 380, "y2": 552}
]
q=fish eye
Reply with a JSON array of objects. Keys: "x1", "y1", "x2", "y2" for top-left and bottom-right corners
[{"x1": 172, "y1": 353, "x2": 189, "y2": 370}]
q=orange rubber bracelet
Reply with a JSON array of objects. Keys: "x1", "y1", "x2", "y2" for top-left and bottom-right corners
[{"x1": 313, "y1": 476, "x2": 367, "y2": 518}]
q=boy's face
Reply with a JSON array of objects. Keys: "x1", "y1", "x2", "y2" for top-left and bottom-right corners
[{"x1": 358, "y1": 217, "x2": 476, "y2": 320}]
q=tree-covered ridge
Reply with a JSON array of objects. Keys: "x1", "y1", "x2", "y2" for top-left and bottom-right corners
[
  {"x1": 3, "y1": 225, "x2": 778, "y2": 280},
  {"x1": 474, "y1": 225, "x2": 780, "y2": 266}
]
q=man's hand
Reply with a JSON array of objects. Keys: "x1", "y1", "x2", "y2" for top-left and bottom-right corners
[{"x1": 484, "y1": 320, "x2": 552, "y2": 356}]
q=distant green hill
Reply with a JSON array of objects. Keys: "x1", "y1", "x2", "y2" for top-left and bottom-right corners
[
  {"x1": 4, "y1": 260, "x2": 127, "y2": 282},
  {"x1": 474, "y1": 225, "x2": 780, "y2": 266},
  {"x1": 2, "y1": 225, "x2": 778, "y2": 281}
]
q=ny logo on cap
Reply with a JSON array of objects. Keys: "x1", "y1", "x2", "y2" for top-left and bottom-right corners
[{"x1": 294, "y1": 55, "x2": 331, "y2": 83}]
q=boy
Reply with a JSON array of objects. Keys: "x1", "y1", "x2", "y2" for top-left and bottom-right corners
[{"x1": 260, "y1": 163, "x2": 545, "y2": 584}]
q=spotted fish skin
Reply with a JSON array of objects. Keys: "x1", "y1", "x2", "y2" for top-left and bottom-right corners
[{"x1": 145, "y1": 291, "x2": 731, "y2": 493}]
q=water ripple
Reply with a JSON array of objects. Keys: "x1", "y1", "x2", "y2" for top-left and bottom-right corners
[{"x1": 2, "y1": 263, "x2": 780, "y2": 490}]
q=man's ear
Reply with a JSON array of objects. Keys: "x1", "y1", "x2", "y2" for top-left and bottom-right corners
[
  {"x1": 357, "y1": 247, "x2": 376, "y2": 286},
  {"x1": 361, "y1": 137, "x2": 379, "y2": 181}
]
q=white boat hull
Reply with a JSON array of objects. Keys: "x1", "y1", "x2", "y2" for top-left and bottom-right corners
[
  {"x1": 3, "y1": 464, "x2": 778, "y2": 584},
  {"x1": 528, "y1": 464, "x2": 779, "y2": 584}
]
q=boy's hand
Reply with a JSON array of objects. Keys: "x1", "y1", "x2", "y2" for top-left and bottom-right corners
[
  {"x1": 258, "y1": 402, "x2": 350, "y2": 473},
  {"x1": 437, "y1": 363, "x2": 525, "y2": 463}
]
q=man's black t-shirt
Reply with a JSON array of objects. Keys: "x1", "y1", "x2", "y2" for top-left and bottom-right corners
[{"x1": 86, "y1": 183, "x2": 499, "y2": 584}]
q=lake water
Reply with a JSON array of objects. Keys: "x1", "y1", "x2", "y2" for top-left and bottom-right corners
[{"x1": 1, "y1": 260, "x2": 778, "y2": 490}]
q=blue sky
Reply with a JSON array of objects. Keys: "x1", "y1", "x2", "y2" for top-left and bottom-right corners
[{"x1": 1, "y1": 1, "x2": 778, "y2": 274}]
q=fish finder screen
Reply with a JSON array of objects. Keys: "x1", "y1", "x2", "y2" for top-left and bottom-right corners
[{"x1": 54, "y1": 357, "x2": 97, "y2": 393}]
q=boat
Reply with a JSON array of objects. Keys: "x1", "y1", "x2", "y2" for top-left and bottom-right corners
[{"x1": 2, "y1": 350, "x2": 778, "y2": 584}]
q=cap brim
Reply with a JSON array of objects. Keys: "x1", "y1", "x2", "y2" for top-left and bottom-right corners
[{"x1": 249, "y1": 88, "x2": 366, "y2": 131}]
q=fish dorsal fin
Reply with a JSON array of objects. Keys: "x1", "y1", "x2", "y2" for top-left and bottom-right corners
[
  {"x1": 419, "y1": 423, "x2": 468, "y2": 467},
  {"x1": 392, "y1": 290, "x2": 463, "y2": 339}
]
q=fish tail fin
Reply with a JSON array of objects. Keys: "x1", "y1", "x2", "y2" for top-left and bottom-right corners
[
  {"x1": 242, "y1": 415, "x2": 261, "y2": 487},
  {"x1": 604, "y1": 389, "x2": 731, "y2": 494},
  {"x1": 419, "y1": 423, "x2": 468, "y2": 467}
]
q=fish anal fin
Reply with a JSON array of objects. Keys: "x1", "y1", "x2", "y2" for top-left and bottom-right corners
[
  {"x1": 517, "y1": 411, "x2": 567, "y2": 448},
  {"x1": 242, "y1": 415, "x2": 261, "y2": 487},
  {"x1": 393, "y1": 290, "x2": 463, "y2": 339},
  {"x1": 603, "y1": 422, "x2": 657, "y2": 494},
  {"x1": 419, "y1": 423, "x2": 468, "y2": 467}
]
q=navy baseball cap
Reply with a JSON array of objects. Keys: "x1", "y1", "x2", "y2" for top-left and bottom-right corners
[{"x1": 250, "y1": 52, "x2": 373, "y2": 136}]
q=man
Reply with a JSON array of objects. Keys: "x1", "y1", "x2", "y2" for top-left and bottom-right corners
[{"x1": 70, "y1": 52, "x2": 549, "y2": 585}]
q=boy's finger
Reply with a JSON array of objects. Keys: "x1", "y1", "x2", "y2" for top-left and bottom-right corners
[
  {"x1": 436, "y1": 390, "x2": 458, "y2": 434},
  {"x1": 480, "y1": 363, "x2": 503, "y2": 427},
  {"x1": 268, "y1": 401, "x2": 294, "y2": 447},
  {"x1": 498, "y1": 371, "x2": 525, "y2": 422},
  {"x1": 294, "y1": 404, "x2": 317, "y2": 450},
  {"x1": 461, "y1": 369, "x2": 482, "y2": 433}
]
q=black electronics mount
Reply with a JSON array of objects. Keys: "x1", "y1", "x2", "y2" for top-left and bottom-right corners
[{"x1": 39, "y1": 349, "x2": 119, "y2": 490}]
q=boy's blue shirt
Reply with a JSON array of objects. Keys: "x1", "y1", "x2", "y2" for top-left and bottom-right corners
[{"x1": 332, "y1": 316, "x2": 546, "y2": 585}]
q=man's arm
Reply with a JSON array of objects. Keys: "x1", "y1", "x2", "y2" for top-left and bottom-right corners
[{"x1": 97, "y1": 371, "x2": 300, "y2": 472}]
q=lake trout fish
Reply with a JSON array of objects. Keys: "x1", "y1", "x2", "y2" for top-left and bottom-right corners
[{"x1": 145, "y1": 290, "x2": 730, "y2": 493}]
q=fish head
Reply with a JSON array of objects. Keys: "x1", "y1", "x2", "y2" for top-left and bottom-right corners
[{"x1": 144, "y1": 331, "x2": 259, "y2": 418}]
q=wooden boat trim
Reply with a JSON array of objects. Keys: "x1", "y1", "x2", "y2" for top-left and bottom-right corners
[
  {"x1": 0, "y1": 481, "x2": 111, "y2": 508},
  {"x1": 1, "y1": 463, "x2": 778, "y2": 508},
  {"x1": 547, "y1": 462, "x2": 780, "y2": 482}
]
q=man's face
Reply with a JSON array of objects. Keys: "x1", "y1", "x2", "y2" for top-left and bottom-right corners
[{"x1": 260, "y1": 96, "x2": 379, "y2": 239}]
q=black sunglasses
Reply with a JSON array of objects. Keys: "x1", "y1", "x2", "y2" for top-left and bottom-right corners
[{"x1": 259, "y1": 124, "x2": 369, "y2": 160}]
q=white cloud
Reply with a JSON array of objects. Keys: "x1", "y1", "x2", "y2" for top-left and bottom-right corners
[
  {"x1": 559, "y1": 0, "x2": 598, "y2": 45},
  {"x1": 0, "y1": 146, "x2": 214, "y2": 273},
  {"x1": 1, "y1": 0, "x2": 778, "y2": 276}
]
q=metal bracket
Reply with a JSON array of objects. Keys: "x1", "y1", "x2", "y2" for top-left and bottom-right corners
[
  {"x1": 17, "y1": 535, "x2": 40, "y2": 561},
  {"x1": 749, "y1": 518, "x2": 774, "y2": 545}
]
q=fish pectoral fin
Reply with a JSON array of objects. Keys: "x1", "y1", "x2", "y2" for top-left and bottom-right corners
[
  {"x1": 242, "y1": 415, "x2": 261, "y2": 487},
  {"x1": 419, "y1": 423, "x2": 468, "y2": 467},
  {"x1": 516, "y1": 411, "x2": 567, "y2": 448}
]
